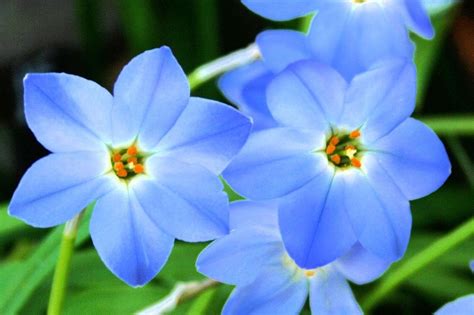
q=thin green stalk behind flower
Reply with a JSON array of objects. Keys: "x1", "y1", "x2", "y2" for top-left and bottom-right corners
[{"x1": 362, "y1": 217, "x2": 474, "y2": 312}]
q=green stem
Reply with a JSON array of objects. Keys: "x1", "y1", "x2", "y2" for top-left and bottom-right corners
[
  {"x1": 188, "y1": 43, "x2": 260, "y2": 90},
  {"x1": 420, "y1": 115, "x2": 474, "y2": 136},
  {"x1": 362, "y1": 217, "x2": 474, "y2": 312},
  {"x1": 47, "y1": 212, "x2": 84, "y2": 315}
]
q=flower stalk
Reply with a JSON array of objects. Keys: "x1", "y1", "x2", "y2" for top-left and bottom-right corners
[
  {"x1": 187, "y1": 43, "x2": 260, "y2": 90},
  {"x1": 47, "y1": 211, "x2": 84, "y2": 315},
  {"x1": 362, "y1": 217, "x2": 474, "y2": 312}
]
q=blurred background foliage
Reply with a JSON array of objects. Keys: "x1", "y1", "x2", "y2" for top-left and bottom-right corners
[{"x1": 0, "y1": 0, "x2": 472, "y2": 314}]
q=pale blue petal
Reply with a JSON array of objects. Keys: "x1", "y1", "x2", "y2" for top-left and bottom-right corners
[
  {"x1": 9, "y1": 152, "x2": 115, "y2": 227},
  {"x1": 242, "y1": 0, "x2": 317, "y2": 21},
  {"x1": 399, "y1": 0, "x2": 435, "y2": 39},
  {"x1": 90, "y1": 186, "x2": 175, "y2": 287},
  {"x1": 131, "y1": 156, "x2": 228, "y2": 242},
  {"x1": 197, "y1": 227, "x2": 283, "y2": 286},
  {"x1": 256, "y1": 30, "x2": 312, "y2": 73},
  {"x1": 279, "y1": 170, "x2": 358, "y2": 268},
  {"x1": 308, "y1": 3, "x2": 413, "y2": 80},
  {"x1": 267, "y1": 60, "x2": 347, "y2": 131},
  {"x1": 342, "y1": 165, "x2": 411, "y2": 261},
  {"x1": 112, "y1": 47, "x2": 189, "y2": 148},
  {"x1": 335, "y1": 243, "x2": 391, "y2": 285},
  {"x1": 223, "y1": 266, "x2": 308, "y2": 315},
  {"x1": 218, "y1": 61, "x2": 277, "y2": 131},
  {"x1": 229, "y1": 200, "x2": 279, "y2": 230},
  {"x1": 156, "y1": 97, "x2": 252, "y2": 174},
  {"x1": 435, "y1": 295, "x2": 474, "y2": 315},
  {"x1": 340, "y1": 59, "x2": 417, "y2": 144},
  {"x1": 24, "y1": 73, "x2": 112, "y2": 152},
  {"x1": 309, "y1": 266, "x2": 362, "y2": 315},
  {"x1": 223, "y1": 127, "x2": 326, "y2": 200},
  {"x1": 370, "y1": 118, "x2": 451, "y2": 200}
]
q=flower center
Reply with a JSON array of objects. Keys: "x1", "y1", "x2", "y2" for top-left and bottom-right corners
[
  {"x1": 110, "y1": 145, "x2": 146, "y2": 180},
  {"x1": 282, "y1": 253, "x2": 319, "y2": 279},
  {"x1": 325, "y1": 129, "x2": 363, "y2": 169}
]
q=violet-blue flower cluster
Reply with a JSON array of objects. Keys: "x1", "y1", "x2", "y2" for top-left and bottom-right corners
[
  {"x1": 197, "y1": 201, "x2": 391, "y2": 314},
  {"x1": 9, "y1": 47, "x2": 252, "y2": 286}
]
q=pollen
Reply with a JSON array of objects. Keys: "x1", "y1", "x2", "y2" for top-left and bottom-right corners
[
  {"x1": 349, "y1": 130, "x2": 361, "y2": 139},
  {"x1": 330, "y1": 154, "x2": 341, "y2": 165},
  {"x1": 117, "y1": 169, "x2": 128, "y2": 178},
  {"x1": 326, "y1": 144, "x2": 336, "y2": 155},
  {"x1": 127, "y1": 146, "x2": 138, "y2": 156},
  {"x1": 304, "y1": 270, "x2": 316, "y2": 277},
  {"x1": 351, "y1": 158, "x2": 362, "y2": 168},
  {"x1": 110, "y1": 144, "x2": 146, "y2": 180},
  {"x1": 134, "y1": 164, "x2": 144, "y2": 174},
  {"x1": 324, "y1": 129, "x2": 363, "y2": 169},
  {"x1": 112, "y1": 153, "x2": 122, "y2": 162}
]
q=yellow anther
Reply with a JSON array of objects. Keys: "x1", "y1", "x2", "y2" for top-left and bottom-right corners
[{"x1": 305, "y1": 270, "x2": 316, "y2": 277}]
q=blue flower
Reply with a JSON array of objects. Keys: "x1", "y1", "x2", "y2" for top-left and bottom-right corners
[
  {"x1": 241, "y1": 0, "x2": 434, "y2": 39},
  {"x1": 197, "y1": 201, "x2": 391, "y2": 315},
  {"x1": 435, "y1": 295, "x2": 474, "y2": 315},
  {"x1": 9, "y1": 47, "x2": 252, "y2": 286},
  {"x1": 223, "y1": 59, "x2": 451, "y2": 268}
]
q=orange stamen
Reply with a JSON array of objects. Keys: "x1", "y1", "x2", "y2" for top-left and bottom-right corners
[
  {"x1": 305, "y1": 270, "x2": 316, "y2": 277},
  {"x1": 330, "y1": 136, "x2": 340, "y2": 146},
  {"x1": 326, "y1": 144, "x2": 336, "y2": 155},
  {"x1": 117, "y1": 169, "x2": 128, "y2": 178},
  {"x1": 127, "y1": 157, "x2": 138, "y2": 164},
  {"x1": 114, "y1": 162, "x2": 124, "y2": 171},
  {"x1": 127, "y1": 145, "x2": 138, "y2": 156},
  {"x1": 351, "y1": 158, "x2": 362, "y2": 168},
  {"x1": 349, "y1": 130, "x2": 361, "y2": 139},
  {"x1": 112, "y1": 153, "x2": 122, "y2": 162},
  {"x1": 134, "y1": 164, "x2": 144, "y2": 174},
  {"x1": 330, "y1": 154, "x2": 341, "y2": 165}
]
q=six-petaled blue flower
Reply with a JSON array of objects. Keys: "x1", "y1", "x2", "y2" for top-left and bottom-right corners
[
  {"x1": 223, "y1": 59, "x2": 451, "y2": 268},
  {"x1": 9, "y1": 46, "x2": 252, "y2": 286},
  {"x1": 241, "y1": 0, "x2": 434, "y2": 79},
  {"x1": 435, "y1": 294, "x2": 474, "y2": 315},
  {"x1": 197, "y1": 201, "x2": 391, "y2": 315}
]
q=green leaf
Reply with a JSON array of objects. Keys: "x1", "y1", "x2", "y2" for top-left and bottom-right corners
[
  {"x1": 419, "y1": 115, "x2": 474, "y2": 136},
  {"x1": 159, "y1": 242, "x2": 208, "y2": 284},
  {"x1": 186, "y1": 287, "x2": 218, "y2": 315},
  {"x1": 64, "y1": 286, "x2": 168, "y2": 315},
  {"x1": 0, "y1": 207, "x2": 93, "y2": 315},
  {"x1": 0, "y1": 203, "x2": 32, "y2": 245}
]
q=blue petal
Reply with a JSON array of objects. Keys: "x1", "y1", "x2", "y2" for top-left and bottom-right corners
[
  {"x1": 24, "y1": 73, "x2": 112, "y2": 152},
  {"x1": 340, "y1": 59, "x2": 417, "y2": 144},
  {"x1": 218, "y1": 61, "x2": 277, "y2": 131},
  {"x1": 267, "y1": 60, "x2": 347, "y2": 131},
  {"x1": 223, "y1": 127, "x2": 326, "y2": 200},
  {"x1": 223, "y1": 265, "x2": 308, "y2": 315},
  {"x1": 335, "y1": 243, "x2": 391, "y2": 285},
  {"x1": 279, "y1": 170, "x2": 358, "y2": 268},
  {"x1": 435, "y1": 295, "x2": 474, "y2": 315},
  {"x1": 342, "y1": 164, "x2": 411, "y2": 261},
  {"x1": 309, "y1": 266, "x2": 362, "y2": 315},
  {"x1": 131, "y1": 156, "x2": 229, "y2": 242},
  {"x1": 256, "y1": 30, "x2": 312, "y2": 73},
  {"x1": 9, "y1": 152, "x2": 115, "y2": 227},
  {"x1": 241, "y1": 0, "x2": 317, "y2": 21},
  {"x1": 90, "y1": 186, "x2": 175, "y2": 287},
  {"x1": 308, "y1": 3, "x2": 414, "y2": 80},
  {"x1": 156, "y1": 97, "x2": 252, "y2": 174},
  {"x1": 229, "y1": 200, "x2": 279, "y2": 230},
  {"x1": 370, "y1": 118, "x2": 451, "y2": 200},
  {"x1": 197, "y1": 227, "x2": 283, "y2": 286},
  {"x1": 399, "y1": 0, "x2": 435, "y2": 39},
  {"x1": 112, "y1": 47, "x2": 190, "y2": 149}
]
